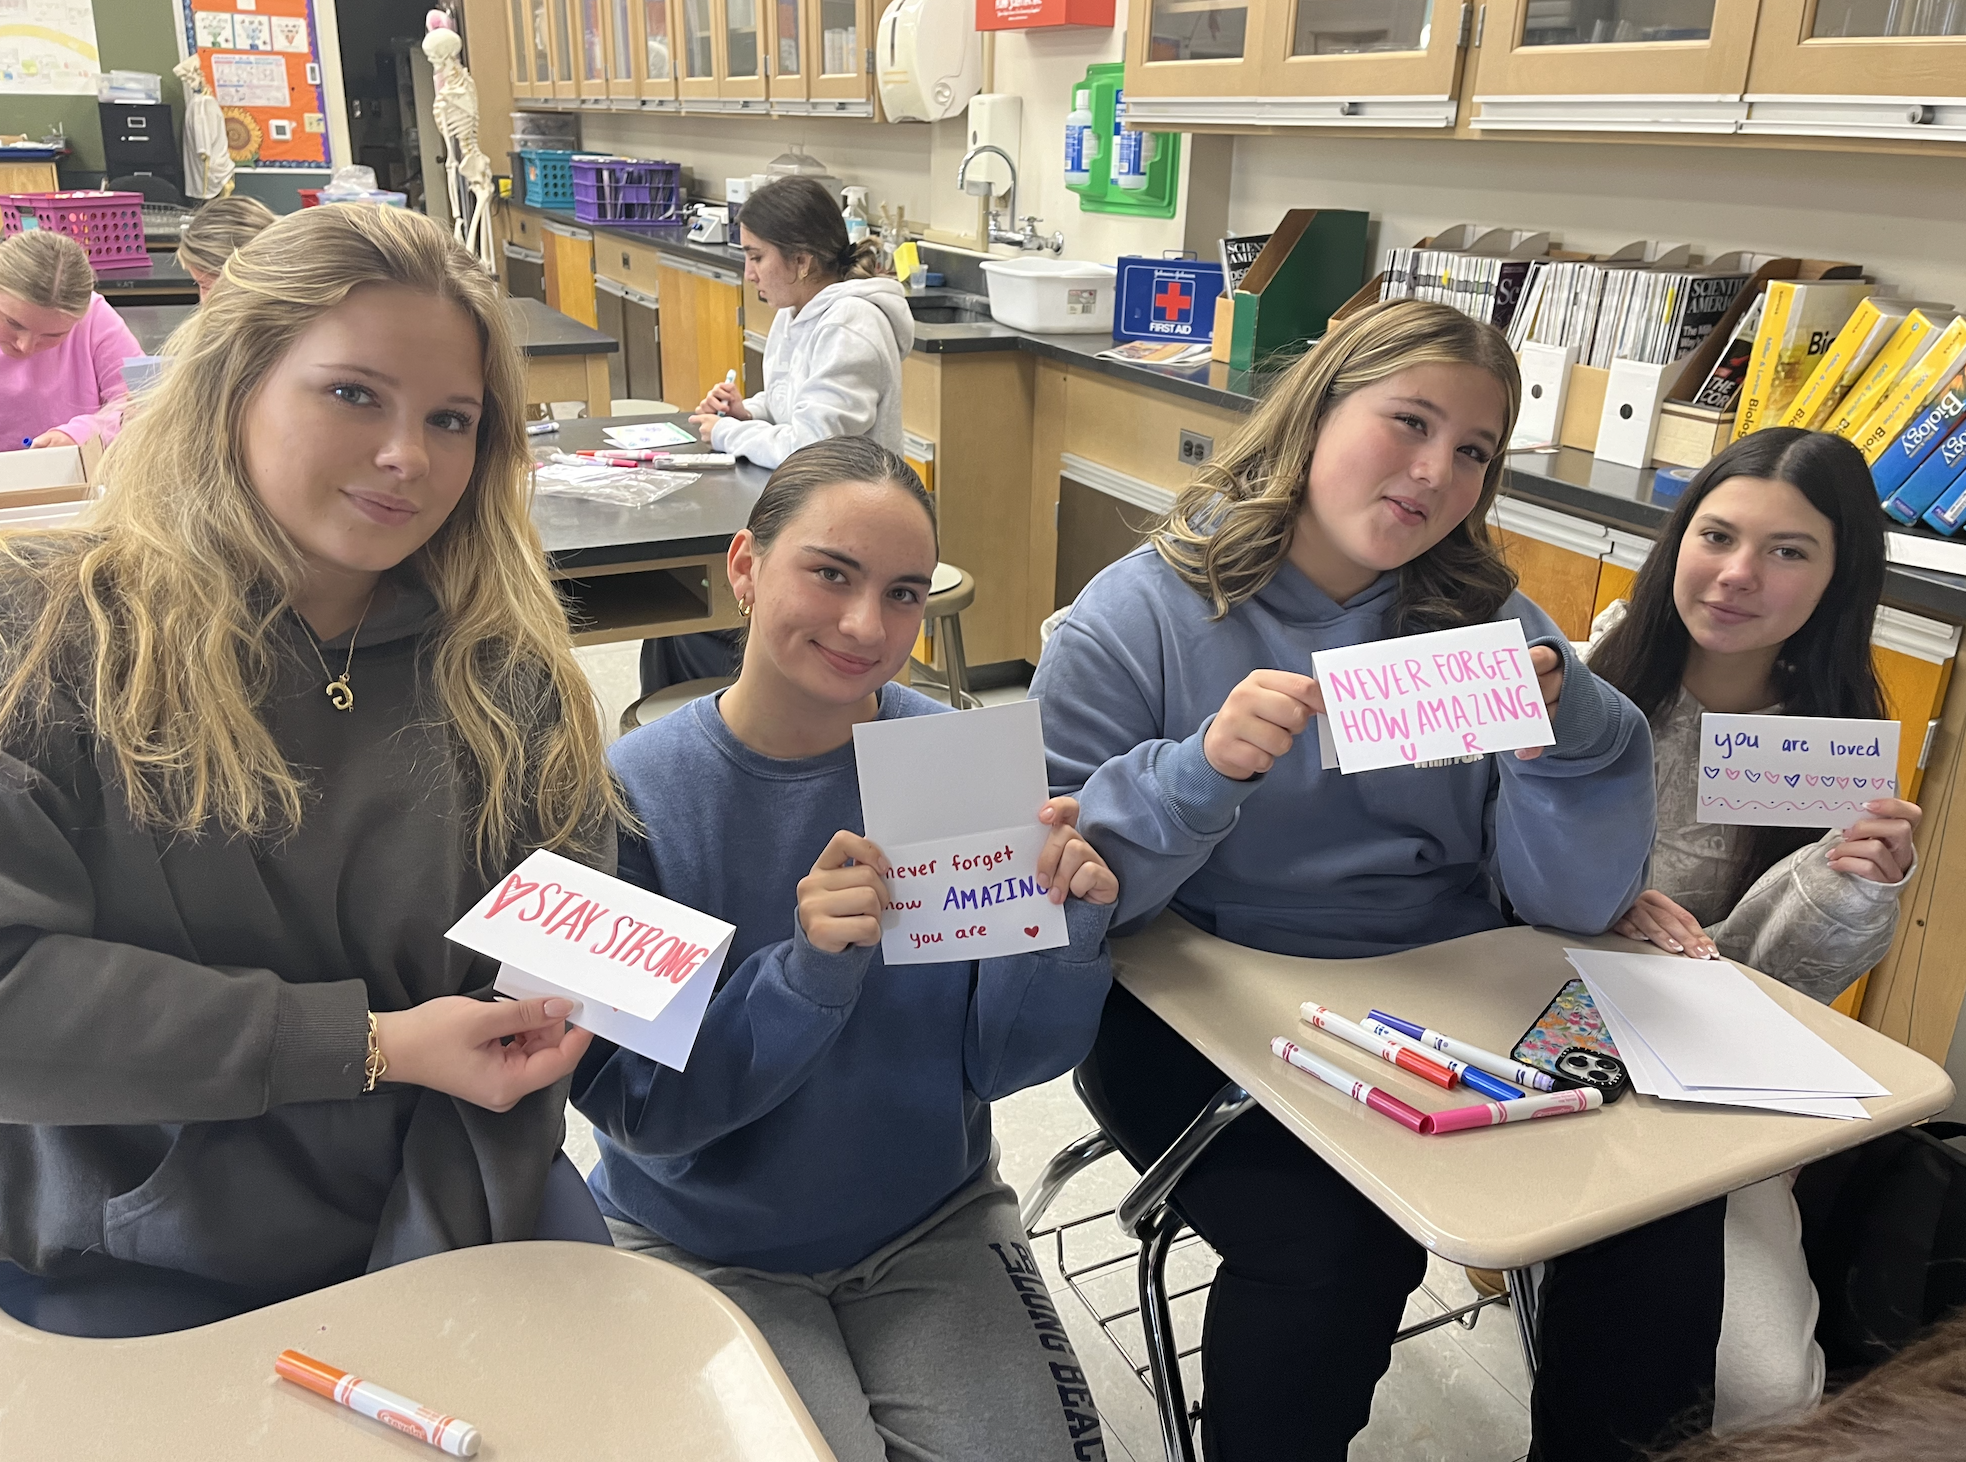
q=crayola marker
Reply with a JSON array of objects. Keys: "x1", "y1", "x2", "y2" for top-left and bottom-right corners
[
  {"x1": 1271, "y1": 1036, "x2": 1427, "y2": 1133},
  {"x1": 1420, "y1": 1088, "x2": 1603, "y2": 1135},
  {"x1": 1300, "y1": 1002, "x2": 1458, "y2": 1089},
  {"x1": 275, "y1": 1350, "x2": 481, "y2": 1456},
  {"x1": 1367, "y1": 1009, "x2": 1558, "y2": 1092},
  {"x1": 1362, "y1": 1018, "x2": 1525, "y2": 1101}
]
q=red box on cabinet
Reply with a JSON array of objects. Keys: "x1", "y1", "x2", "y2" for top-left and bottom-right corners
[{"x1": 975, "y1": 0, "x2": 1113, "y2": 30}]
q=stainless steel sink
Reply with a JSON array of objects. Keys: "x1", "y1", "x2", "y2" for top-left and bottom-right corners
[{"x1": 909, "y1": 303, "x2": 995, "y2": 325}]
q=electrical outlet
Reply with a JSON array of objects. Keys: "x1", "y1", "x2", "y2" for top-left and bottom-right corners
[{"x1": 1179, "y1": 429, "x2": 1214, "y2": 465}]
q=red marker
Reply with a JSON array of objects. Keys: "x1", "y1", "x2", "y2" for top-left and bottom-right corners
[
  {"x1": 1300, "y1": 1002, "x2": 1458, "y2": 1089},
  {"x1": 275, "y1": 1350, "x2": 481, "y2": 1456}
]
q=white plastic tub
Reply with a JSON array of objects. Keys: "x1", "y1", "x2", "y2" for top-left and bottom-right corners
[{"x1": 979, "y1": 257, "x2": 1118, "y2": 335}]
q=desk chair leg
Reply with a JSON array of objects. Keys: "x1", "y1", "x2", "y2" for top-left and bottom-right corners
[
  {"x1": 938, "y1": 611, "x2": 978, "y2": 710},
  {"x1": 1504, "y1": 1266, "x2": 1541, "y2": 1378},
  {"x1": 1019, "y1": 1130, "x2": 1116, "y2": 1234},
  {"x1": 1137, "y1": 1204, "x2": 1198, "y2": 1462}
]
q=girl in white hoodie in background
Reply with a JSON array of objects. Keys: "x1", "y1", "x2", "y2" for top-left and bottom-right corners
[
  {"x1": 647, "y1": 176, "x2": 916, "y2": 697},
  {"x1": 693, "y1": 175, "x2": 914, "y2": 469}
]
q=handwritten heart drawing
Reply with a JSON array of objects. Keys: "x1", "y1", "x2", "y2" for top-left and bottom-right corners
[
  {"x1": 486, "y1": 874, "x2": 540, "y2": 918},
  {"x1": 1855, "y1": 778, "x2": 1868, "y2": 789},
  {"x1": 1725, "y1": 769, "x2": 1740, "y2": 780},
  {"x1": 1837, "y1": 777, "x2": 1851, "y2": 788},
  {"x1": 1745, "y1": 771, "x2": 1761, "y2": 783},
  {"x1": 1703, "y1": 767, "x2": 1719, "y2": 779},
  {"x1": 1804, "y1": 775, "x2": 1818, "y2": 787},
  {"x1": 1023, "y1": 926, "x2": 1040, "y2": 938},
  {"x1": 1784, "y1": 774, "x2": 1801, "y2": 787}
]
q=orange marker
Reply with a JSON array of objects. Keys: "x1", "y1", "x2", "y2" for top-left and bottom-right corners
[{"x1": 275, "y1": 1349, "x2": 482, "y2": 1456}]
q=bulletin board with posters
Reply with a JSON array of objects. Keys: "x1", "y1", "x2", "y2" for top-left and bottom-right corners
[{"x1": 178, "y1": 0, "x2": 327, "y2": 168}]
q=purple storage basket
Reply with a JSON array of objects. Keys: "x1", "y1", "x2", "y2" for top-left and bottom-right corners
[{"x1": 571, "y1": 156, "x2": 685, "y2": 225}]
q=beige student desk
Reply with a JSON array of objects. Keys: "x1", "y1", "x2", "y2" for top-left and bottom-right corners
[
  {"x1": 1103, "y1": 914, "x2": 1954, "y2": 1461},
  {"x1": 0, "y1": 1240, "x2": 834, "y2": 1460}
]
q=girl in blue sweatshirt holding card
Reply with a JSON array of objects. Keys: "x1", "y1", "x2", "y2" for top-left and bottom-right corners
[
  {"x1": 1032, "y1": 300, "x2": 1660, "y2": 1461},
  {"x1": 576, "y1": 437, "x2": 1118, "y2": 1462}
]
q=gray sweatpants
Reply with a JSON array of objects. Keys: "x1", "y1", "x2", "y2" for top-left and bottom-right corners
[{"x1": 607, "y1": 1170, "x2": 1107, "y2": 1462}]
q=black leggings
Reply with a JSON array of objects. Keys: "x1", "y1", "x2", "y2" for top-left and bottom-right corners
[{"x1": 1082, "y1": 984, "x2": 1727, "y2": 1462}]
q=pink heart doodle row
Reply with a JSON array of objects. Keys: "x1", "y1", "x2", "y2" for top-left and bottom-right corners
[{"x1": 1701, "y1": 767, "x2": 1896, "y2": 793}]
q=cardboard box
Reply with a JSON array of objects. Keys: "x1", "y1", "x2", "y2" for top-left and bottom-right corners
[
  {"x1": 1653, "y1": 401, "x2": 1737, "y2": 469},
  {"x1": 0, "y1": 435, "x2": 102, "y2": 517},
  {"x1": 1559, "y1": 364, "x2": 1610, "y2": 452}
]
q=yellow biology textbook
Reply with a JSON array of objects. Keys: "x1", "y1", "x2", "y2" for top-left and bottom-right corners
[
  {"x1": 1731, "y1": 280, "x2": 1874, "y2": 442},
  {"x1": 1852, "y1": 317, "x2": 1966, "y2": 463},
  {"x1": 1828, "y1": 310, "x2": 1944, "y2": 439},
  {"x1": 1780, "y1": 298, "x2": 1917, "y2": 431}
]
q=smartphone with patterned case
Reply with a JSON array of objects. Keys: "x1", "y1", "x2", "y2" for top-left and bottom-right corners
[{"x1": 1512, "y1": 977, "x2": 1631, "y2": 1102}]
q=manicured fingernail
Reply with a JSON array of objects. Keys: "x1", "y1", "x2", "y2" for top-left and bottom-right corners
[
  {"x1": 544, "y1": 999, "x2": 573, "y2": 1018},
  {"x1": 1667, "y1": 940, "x2": 1682, "y2": 952}
]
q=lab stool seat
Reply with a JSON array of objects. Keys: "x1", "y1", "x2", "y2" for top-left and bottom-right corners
[
  {"x1": 910, "y1": 563, "x2": 978, "y2": 710},
  {"x1": 619, "y1": 675, "x2": 735, "y2": 738},
  {"x1": 611, "y1": 398, "x2": 675, "y2": 415}
]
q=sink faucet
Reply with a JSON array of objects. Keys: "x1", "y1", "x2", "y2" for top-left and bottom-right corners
[{"x1": 954, "y1": 144, "x2": 1064, "y2": 255}]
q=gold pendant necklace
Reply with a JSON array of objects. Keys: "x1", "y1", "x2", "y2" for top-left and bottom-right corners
[{"x1": 297, "y1": 586, "x2": 379, "y2": 713}]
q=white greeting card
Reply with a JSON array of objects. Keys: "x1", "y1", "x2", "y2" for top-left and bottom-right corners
[
  {"x1": 1311, "y1": 619, "x2": 1554, "y2": 774},
  {"x1": 1698, "y1": 714, "x2": 1902, "y2": 828},
  {"x1": 448, "y1": 849, "x2": 734, "y2": 1068}
]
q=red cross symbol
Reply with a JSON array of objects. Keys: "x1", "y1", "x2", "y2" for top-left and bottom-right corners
[{"x1": 1154, "y1": 280, "x2": 1191, "y2": 319}]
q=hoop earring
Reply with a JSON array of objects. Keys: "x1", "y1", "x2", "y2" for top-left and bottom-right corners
[{"x1": 738, "y1": 599, "x2": 754, "y2": 618}]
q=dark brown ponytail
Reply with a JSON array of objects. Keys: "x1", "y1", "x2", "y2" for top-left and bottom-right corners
[{"x1": 737, "y1": 176, "x2": 890, "y2": 283}]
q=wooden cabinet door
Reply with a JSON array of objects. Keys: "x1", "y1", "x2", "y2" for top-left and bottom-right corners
[
  {"x1": 604, "y1": 0, "x2": 640, "y2": 97},
  {"x1": 1122, "y1": 0, "x2": 1268, "y2": 100},
  {"x1": 1743, "y1": 0, "x2": 1966, "y2": 143},
  {"x1": 573, "y1": 0, "x2": 611, "y2": 97},
  {"x1": 542, "y1": 223, "x2": 598, "y2": 327},
  {"x1": 1488, "y1": 497, "x2": 1611, "y2": 640},
  {"x1": 635, "y1": 0, "x2": 681, "y2": 102},
  {"x1": 656, "y1": 262, "x2": 747, "y2": 410},
  {"x1": 804, "y1": 0, "x2": 875, "y2": 111},
  {"x1": 546, "y1": 0, "x2": 579, "y2": 96},
  {"x1": 1872, "y1": 606, "x2": 1961, "y2": 804},
  {"x1": 676, "y1": 0, "x2": 721, "y2": 101},
  {"x1": 1252, "y1": 0, "x2": 1466, "y2": 127},
  {"x1": 718, "y1": 0, "x2": 770, "y2": 103},
  {"x1": 766, "y1": 0, "x2": 809, "y2": 105},
  {"x1": 1467, "y1": 0, "x2": 1763, "y2": 134},
  {"x1": 507, "y1": 0, "x2": 538, "y2": 97}
]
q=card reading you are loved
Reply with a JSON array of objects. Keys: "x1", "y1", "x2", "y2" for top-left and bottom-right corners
[
  {"x1": 1311, "y1": 619, "x2": 1554, "y2": 774},
  {"x1": 447, "y1": 848, "x2": 736, "y2": 1070},
  {"x1": 852, "y1": 699, "x2": 1069, "y2": 966},
  {"x1": 1698, "y1": 714, "x2": 1902, "y2": 828}
]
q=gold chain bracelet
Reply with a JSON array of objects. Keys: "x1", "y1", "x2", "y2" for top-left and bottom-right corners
[{"x1": 363, "y1": 1010, "x2": 388, "y2": 1092}]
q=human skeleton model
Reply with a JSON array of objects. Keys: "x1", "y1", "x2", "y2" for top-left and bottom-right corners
[
  {"x1": 172, "y1": 54, "x2": 234, "y2": 200},
  {"x1": 422, "y1": 15, "x2": 495, "y2": 271}
]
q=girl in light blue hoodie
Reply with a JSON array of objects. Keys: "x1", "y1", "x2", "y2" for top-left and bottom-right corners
[{"x1": 1032, "y1": 301, "x2": 1666, "y2": 1462}]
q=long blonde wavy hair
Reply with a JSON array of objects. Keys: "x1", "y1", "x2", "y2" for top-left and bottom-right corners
[
  {"x1": 0, "y1": 204, "x2": 619, "y2": 866},
  {"x1": 1150, "y1": 299, "x2": 1523, "y2": 630}
]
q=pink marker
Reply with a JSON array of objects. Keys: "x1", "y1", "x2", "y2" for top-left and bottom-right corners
[
  {"x1": 1419, "y1": 1087, "x2": 1602, "y2": 1135},
  {"x1": 573, "y1": 452, "x2": 641, "y2": 467},
  {"x1": 1271, "y1": 1037, "x2": 1427, "y2": 1133}
]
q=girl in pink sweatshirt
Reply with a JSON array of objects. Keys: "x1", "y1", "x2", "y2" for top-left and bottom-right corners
[{"x1": 0, "y1": 229, "x2": 140, "y2": 449}]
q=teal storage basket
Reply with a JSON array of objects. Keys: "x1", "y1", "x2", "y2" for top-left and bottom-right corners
[{"x1": 519, "y1": 150, "x2": 577, "y2": 211}]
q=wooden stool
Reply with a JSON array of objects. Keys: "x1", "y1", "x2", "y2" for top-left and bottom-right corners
[
  {"x1": 911, "y1": 563, "x2": 978, "y2": 710},
  {"x1": 619, "y1": 675, "x2": 736, "y2": 738}
]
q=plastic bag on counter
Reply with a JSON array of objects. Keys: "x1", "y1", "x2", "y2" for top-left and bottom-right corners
[{"x1": 531, "y1": 457, "x2": 700, "y2": 508}]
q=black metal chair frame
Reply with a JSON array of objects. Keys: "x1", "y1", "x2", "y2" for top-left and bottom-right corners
[{"x1": 1021, "y1": 1079, "x2": 1539, "y2": 1462}]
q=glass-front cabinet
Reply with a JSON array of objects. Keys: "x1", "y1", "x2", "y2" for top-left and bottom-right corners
[
  {"x1": 607, "y1": 0, "x2": 639, "y2": 98},
  {"x1": 1741, "y1": 0, "x2": 1966, "y2": 142},
  {"x1": 637, "y1": 0, "x2": 680, "y2": 104},
  {"x1": 1123, "y1": 0, "x2": 1464, "y2": 125},
  {"x1": 548, "y1": 0, "x2": 578, "y2": 96},
  {"x1": 805, "y1": 0, "x2": 874, "y2": 112},
  {"x1": 677, "y1": 0, "x2": 721, "y2": 101},
  {"x1": 1467, "y1": 0, "x2": 1759, "y2": 132},
  {"x1": 508, "y1": 0, "x2": 539, "y2": 97},
  {"x1": 573, "y1": 0, "x2": 610, "y2": 99},
  {"x1": 767, "y1": 0, "x2": 808, "y2": 105},
  {"x1": 1123, "y1": 0, "x2": 1265, "y2": 102},
  {"x1": 718, "y1": 0, "x2": 769, "y2": 104}
]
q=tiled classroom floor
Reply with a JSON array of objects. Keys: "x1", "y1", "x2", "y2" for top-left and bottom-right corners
[{"x1": 571, "y1": 643, "x2": 1532, "y2": 1461}]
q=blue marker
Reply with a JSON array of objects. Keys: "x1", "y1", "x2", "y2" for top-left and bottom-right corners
[
  {"x1": 1362, "y1": 1019, "x2": 1524, "y2": 1101},
  {"x1": 1367, "y1": 1009, "x2": 1557, "y2": 1093}
]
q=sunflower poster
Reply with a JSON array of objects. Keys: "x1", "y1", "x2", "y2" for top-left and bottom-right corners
[{"x1": 179, "y1": 0, "x2": 327, "y2": 167}]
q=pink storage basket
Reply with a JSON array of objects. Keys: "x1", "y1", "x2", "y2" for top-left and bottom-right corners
[{"x1": 0, "y1": 191, "x2": 147, "y2": 267}]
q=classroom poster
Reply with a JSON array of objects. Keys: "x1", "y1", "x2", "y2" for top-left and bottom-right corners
[
  {"x1": 179, "y1": 0, "x2": 326, "y2": 166},
  {"x1": 0, "y1": 0, "x2": 100, "y2": 95}
]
